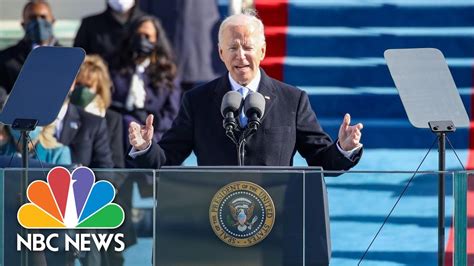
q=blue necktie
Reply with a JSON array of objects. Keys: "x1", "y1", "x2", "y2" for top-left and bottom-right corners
[{"x1": 238, "y1": 87, "x2": 249, "y2": 127}]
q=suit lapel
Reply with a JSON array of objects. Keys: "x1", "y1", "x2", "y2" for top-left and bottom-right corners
[
  {"x1": 213, "y1": 74, "x2": 232, "y2": 112},
  {"x1": 213, "y1": 70, "x2": 276, "y2": 123},
  {"x1": 257, "y1": 70, "x2": 277, "y2": 123},
  {"x1": 59, "y1": 104, "x2": 81, "y2": 145}
]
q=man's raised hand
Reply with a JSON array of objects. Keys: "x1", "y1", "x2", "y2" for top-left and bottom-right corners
[
  {"x1": 128, "y1": 114, "x2": 154, "y2": 151},
  {"x1": 338, "y1": 113, "x2": 363, "y2": 151}
]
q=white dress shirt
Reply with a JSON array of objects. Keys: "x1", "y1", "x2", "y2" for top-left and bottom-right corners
[
  {"x1": 126, "y1": 58, "x2": 150, "y2": 111},
  {"x1": 54, "y1": 103, "x2": 69, "y2": 140}
]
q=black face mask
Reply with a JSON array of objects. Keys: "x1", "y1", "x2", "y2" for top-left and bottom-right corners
[
  {"x1": 130, "y1": 35, "x2": 155, "y2": 57},
  {"x1": 24, "y1": 18, "x2": 54, "y2": 44}
]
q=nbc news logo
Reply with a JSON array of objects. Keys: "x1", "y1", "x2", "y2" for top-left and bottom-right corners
[{"x1": 16, "y1": 167, "x2": 125, "y2": 252}]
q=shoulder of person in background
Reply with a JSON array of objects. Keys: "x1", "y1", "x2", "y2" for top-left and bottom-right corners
[{"x1": 0, "y1": 86, "x2": 8, "y2": 110}]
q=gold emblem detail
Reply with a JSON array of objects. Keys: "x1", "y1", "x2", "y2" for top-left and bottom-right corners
[{"x1": 209, "y1": 181, "x2": 275, "y2": 247}]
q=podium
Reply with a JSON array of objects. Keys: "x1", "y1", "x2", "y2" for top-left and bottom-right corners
[{"x1": 154, "y1": 167, "x2": 331, "y2": 266}]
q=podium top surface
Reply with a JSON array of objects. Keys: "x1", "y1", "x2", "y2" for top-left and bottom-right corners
[
  {"x1": 0, "y1": 46, "x2": 85, "y2": 126},
  {"x1": 161, "y1": 166, "x2": 324, "y2": 171},
  {"x1": 384, "y1": 48, "x2": 469, "y2": 129}
]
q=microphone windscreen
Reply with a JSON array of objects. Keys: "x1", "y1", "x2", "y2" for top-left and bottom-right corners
[
  {"x1": 221, "y1": 91, "x2": 243, "y2": 117},
  {"x1": 244, "y1": 92, "x2": 265, "y2": 118}
]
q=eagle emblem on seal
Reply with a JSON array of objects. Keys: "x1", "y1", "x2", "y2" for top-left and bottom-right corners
[
  {"x1": 209, "y1": 181, "x2": 275, "y2": 247},
  {"x1": 229, "y1": 198, "x2": 259, "y2": 232}
]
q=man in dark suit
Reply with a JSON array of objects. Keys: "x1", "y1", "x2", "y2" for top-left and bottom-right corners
[
  {"x1": 73, "y1": 0, "x2": 147, "y2": 66},
  {"x1": 0, "y1": 0, "x2": 59, "y2": 93},
  {"x1": 128, "y1": 11, "x2": 363, "y2": 169}
]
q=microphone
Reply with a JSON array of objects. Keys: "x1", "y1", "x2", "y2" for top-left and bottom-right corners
[
  {"x1": 244, "y1": 92, "x2": 265, "y2": 131},
  {"x1": 221, "y1": 91, "x2": 243, "y2": 134}
]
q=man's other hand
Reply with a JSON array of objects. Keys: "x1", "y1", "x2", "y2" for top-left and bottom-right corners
[
  {"x1": 129, "y1": 114, "x2": 154, "y2": 151},
  {"x1": 338, "y1": 113, "x2": 363, "y2": 151}
]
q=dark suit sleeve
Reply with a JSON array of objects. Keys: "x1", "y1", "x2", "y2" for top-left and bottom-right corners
[
  {"x1": 155, "y1": 88, "x2": 181, "y2": 133},
  {"x1": 0, "y1": 49, "x2": 16, "y2": 93},
  {"x1": 73, "y1": 19, "x2": 89, "y2": 52},
  {"x1": 133, "y1": 91, "x2": 194, "y2": 168},
  {"x1": 0, "y1": 59, "x2": 8, "y2": 91},
  {"x1": 90, "y1": 117, "x2": 114, "y2": 168},
  {"x1": 295, "y1": 91, "x2": 361, "y2": 170},
  {"x1": 106, "y1": 110, "x2": 125, "y2": 168}
]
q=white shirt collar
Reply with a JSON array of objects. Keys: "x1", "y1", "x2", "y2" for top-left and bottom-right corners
[
  {"x1": 57, "y1": 103, "x2": 68, "y2": 121},
  {"x1": 54, "y1": 103, "x2": 69, "y2": 140},
  {"x1": 136, "y1": 58, "x2": 150, "y2": 74},
  {"x1": 31, "y1": 38, "x2": 56, "y2": 50},
  {"x1": 228, "y1": 69, "x2": 261, "y2": 93}
]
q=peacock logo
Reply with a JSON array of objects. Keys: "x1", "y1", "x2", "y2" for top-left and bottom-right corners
[{"x1": 17, "y1": 166, "x2": 124, "y2": 229}]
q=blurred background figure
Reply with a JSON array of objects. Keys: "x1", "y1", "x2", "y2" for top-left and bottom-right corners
[
  {"x1": 74, "y1": 0, "x2": 147, "y2": 65},
  {"x1": 0, "y1": 86, "x2": 8, "y2": 109},
  {"x1": 73, "y1": 57, "x2": 136, "y2": 266},
  {"x1": 0, "y1": 0, "x2": 59, "y2": 93},
  {"x1": 143, "y1": 0, "x2": 224, "y2": 92},
  {"x1": 229, "y1": 0, "x2": 255, "y2": 15},
  {"x1": 0, "y1": 123, "x2": 72, "y2": 165},
  {"x1": 55, "y1": 97, "x2": 113, "y2": 168},
  {"x1": 109, "y1": 15, "x2": 181, "y2": 142},
  {"x1": 72, "y1": 54, "x2": 125, "y2": 167}
]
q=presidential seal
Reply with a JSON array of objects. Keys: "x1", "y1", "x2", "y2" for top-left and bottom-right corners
[{"x1": 209, "y1": 181, "x2": 275, "y2": 247}]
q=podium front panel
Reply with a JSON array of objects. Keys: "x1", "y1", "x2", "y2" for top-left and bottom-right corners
[{"x1": 154, "y1": 168, "x2": 330, "y2": 266}]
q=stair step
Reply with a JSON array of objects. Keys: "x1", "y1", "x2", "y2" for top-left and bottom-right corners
[
  {"x1": 305, "y1": 90, "x2": 471, "y2": 119},
  {"x1": 288, "y1": 3, "x2": 474, "y2": 27},
  {"x1": 262, "y1": 26, "x2": 474, "y2": 58},
  {"x1": 269, "y1": 32, "x2": 474, "y2": 58},
  {"x1": 268, "y1": 57, "x2": 473, "y2": 87},
  {"x1": 256, "y1": 0, "x2": 288, "y2": 27},
  {"x1": 318, "y1": 118, "x2": 469, "y2": 148},
  {"x1": 289, "y1": 0, "x2": 474, "y2": 6}
]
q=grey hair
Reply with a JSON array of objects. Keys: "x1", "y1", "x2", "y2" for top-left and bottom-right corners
[{"x1": 218, "y1": 9, "x2": 266, "y2": 46}]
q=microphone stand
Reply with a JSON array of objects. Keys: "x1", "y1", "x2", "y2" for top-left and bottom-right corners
[
  {"x1": 223, "y1": 108, "x2": 262, "y2": 166},
  {"x1": 226, "y1": 130, "x2": 242, "y2": 166},
  {"x1": 238, "y1": 138, "x2": 246, "y2": 166},
  {"x1": 222, "y1": 90, "x2": 265, "y2": 166},
  {"x1": 237, "y1": 118, "x2": 260, "y2": 166},
  {"x1": 223, "y1": 112, "x2": 243, "y2": 165},
  {"x1": 225, "y1": 122, "x2": 257, "y2": 166}
]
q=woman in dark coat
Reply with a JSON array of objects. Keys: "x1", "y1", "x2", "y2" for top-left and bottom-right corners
[{"x1": 110, "y1": 16, "x2": 181, "y2": 142}]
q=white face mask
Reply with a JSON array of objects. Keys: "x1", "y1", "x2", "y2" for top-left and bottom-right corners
[{"x1": 108, "y1": 0, "x2": 135, "y2": 13}]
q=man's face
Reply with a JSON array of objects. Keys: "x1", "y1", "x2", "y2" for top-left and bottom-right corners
[
  {"x1": 22, "y1": 3, "x2": 54, "y2": 28},
  {"x1": 219, "y1": 24, "x2": 266, "y2": 86}
]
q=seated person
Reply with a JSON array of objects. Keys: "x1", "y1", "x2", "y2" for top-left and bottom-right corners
[
  {"x1": 55, "y1": 96, "x2": 113, "y2": 168},
  {"x1": 0, "y1": 123, "x2": 71, "y2": 165},
  {"x1": 71, "y1": 55, "x2": 124, "y2": 168}
]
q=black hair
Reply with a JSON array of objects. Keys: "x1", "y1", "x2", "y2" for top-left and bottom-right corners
[
  {"x1": 115, "y1": 15, "x2": 177, "y2": 90},
  {"x1": 22, "y1": 0, "x2": 52, "y2": 18}
]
